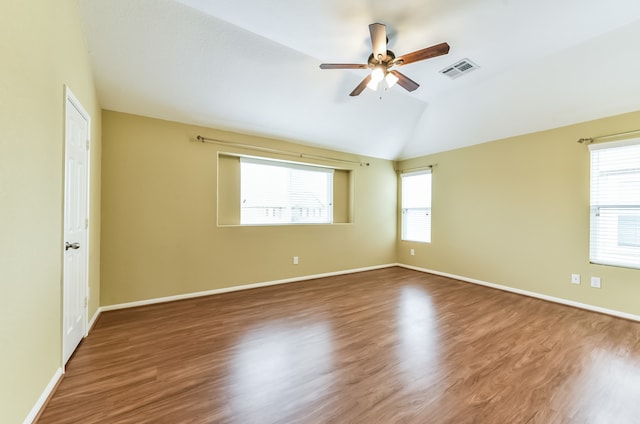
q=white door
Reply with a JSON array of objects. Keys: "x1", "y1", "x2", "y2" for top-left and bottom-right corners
[{"x1": 63, "y1": 87, "x2": 90, "y2": 365}]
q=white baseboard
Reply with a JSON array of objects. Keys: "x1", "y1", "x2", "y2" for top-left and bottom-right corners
[
  {"x1": 398, "y1": 263, "x2": 640, "y2": 322},
  {"x1": 101, "y1": 264, "x2": 396, "y2": 312},
  {"x1": 88, "y1": 307, "x2": 101, "y2": 333},
  {"x1": 23, "y1": 367, "x2": 62, "y2": 424}
]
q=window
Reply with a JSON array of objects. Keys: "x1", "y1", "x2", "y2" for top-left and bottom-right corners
[
  {"x1": 590, "y1": 139, "x2": 640, "y2": 269},
  {"x1": 240, "y1": 157, "x2": 333, "y2": 225},
  {"x1": 401, "y1": 170, "x2": 432, "y2": 242}
]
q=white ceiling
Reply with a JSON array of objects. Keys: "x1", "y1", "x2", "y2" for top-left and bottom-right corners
[{"x1": 78, "y1": 0, "x2": 640, "y2": 160}]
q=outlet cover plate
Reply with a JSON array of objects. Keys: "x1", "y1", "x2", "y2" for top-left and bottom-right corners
[
  {"x1": 571, "y1": 274, "x2": 581, "y2": 284},
  {"x1": 590, "y1": 276, "x2": 601, "y2": 288}
]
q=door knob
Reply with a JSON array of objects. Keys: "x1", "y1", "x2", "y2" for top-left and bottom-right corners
[{"x1": 65, "y1": 242, "x2": 80, "y2": 251}]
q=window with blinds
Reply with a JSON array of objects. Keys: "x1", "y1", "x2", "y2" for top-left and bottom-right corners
[
  {"x1": 401, "y1": 170, "x2": 432, "y2": 243},
  {"x1": 240, "y1": 157, "x2": 334, "y2": 225},
  {"x1": 590, "y1": 139, "x2": 640, "y2": 269}
]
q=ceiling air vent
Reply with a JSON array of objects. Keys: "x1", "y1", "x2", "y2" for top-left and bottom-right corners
[{"x1": 440, "y1": 59, "x2": 479, "y2": 79}]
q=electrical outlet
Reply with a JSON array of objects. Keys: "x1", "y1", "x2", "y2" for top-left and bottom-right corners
[
  {"x1": 590, "y1": 276, "x2": 601, "y2": 289},
  {"x1": 293, "y1": 256, "x2": 299, "y2": 265},
  {"x1": 571, "y1": 274, "x2": 581, "y2": 284},
  {"x1": 410, "y1": 249, "x2": 415, "y2": 256}
]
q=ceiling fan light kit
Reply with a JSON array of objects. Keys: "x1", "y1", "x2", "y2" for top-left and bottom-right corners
[{"x1": 320, "y1": 23, "x2": 450, "y2": 96}]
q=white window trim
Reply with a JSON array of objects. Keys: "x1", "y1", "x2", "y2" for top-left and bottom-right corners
[
  {"x1": 401, "y1": 169, "x2": 432, "y2": 243},
  {"x1": 240, "y1": 156, "x2": 334, "y2": 226},
  {"x1": 589, "y1": 138, "x2": 640, "y2": 269}
]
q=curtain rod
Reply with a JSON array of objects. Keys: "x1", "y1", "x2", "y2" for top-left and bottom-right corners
[
  {"x1": 195, "y1": 135, "x2": 370, "y2": 166},
  {"x1": 577, "y1": 129, "x2": 640, "y2": 144}
]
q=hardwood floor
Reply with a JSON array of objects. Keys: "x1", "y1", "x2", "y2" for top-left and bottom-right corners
[{"x1": 37, "y1": 267, "x2": 640, "y2": 424}]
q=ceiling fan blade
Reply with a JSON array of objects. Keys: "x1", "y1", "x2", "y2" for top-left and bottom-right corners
[
  {"x1": 350, "y1": 74, "x2": 372, "y2": 97},
  {"x1": 390, "y1": 70, "x2": 419, "y2": 92},
  {"x1": 369, "y1": 23, "x2": 387, "y2": 62},
  {"x1": 394, "y1": 42, "x2": 450, "y2": 66},
  {"x1": 320, "y1": 63, "x2": 369, "y2": 70}
]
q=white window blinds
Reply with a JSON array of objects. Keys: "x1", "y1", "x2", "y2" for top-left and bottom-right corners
[
  {"x1": 589, "y1": 139, "x2": 640, "y2": 269},
  {"x1": 401, "y1": 170, "x2": 432, "y2": 243},
  {"x1": 240, "y1": 157, "x2": 334, "y2": 225}
]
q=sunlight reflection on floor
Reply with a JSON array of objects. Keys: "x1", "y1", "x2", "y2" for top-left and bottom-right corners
[
  {"x1": 229, "y1": 320, "x2": 334, "y2": 422},
  {"x1": 396, "y1": 286, "x2": 442, "y2": 391}
]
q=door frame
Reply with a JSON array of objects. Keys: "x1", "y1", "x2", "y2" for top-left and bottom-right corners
[{"x1": 62, "y1": 85, "x2": 91, "y2": 369}]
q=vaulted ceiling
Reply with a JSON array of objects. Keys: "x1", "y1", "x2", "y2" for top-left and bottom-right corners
[{"x1": 79, "y1": 0, "x2": 640, "y2": 160}]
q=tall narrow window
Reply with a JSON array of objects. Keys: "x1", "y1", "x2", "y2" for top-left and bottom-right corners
[
  {"x1": 401, "y1": 170, "x2": 432, "y2": 243},
  {"x1": 240, "y1": 157, "x2": 333, "y2": 225},
  {"x1": 590, "y1": 139, "x2": 640, "y2": 269}
]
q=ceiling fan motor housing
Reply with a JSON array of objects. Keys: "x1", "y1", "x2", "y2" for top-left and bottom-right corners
[{"x1": 368, "y1": 50, "x2": 396, "y2": 68}]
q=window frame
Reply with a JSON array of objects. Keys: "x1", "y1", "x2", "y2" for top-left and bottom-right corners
[
  {"x1": 589, "y1": 138, "x2": 640, "y2": 269},
  {"x1": 400, "y1": 169, "x2": 432, "y2": 243},
  {"x1": 239, "y1": 156, "x2": 335, "y2": 226}
]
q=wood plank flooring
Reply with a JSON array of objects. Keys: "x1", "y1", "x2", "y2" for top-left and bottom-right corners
[{"x1": 37, "y1": 267, "x2": 640, "y2": 423}]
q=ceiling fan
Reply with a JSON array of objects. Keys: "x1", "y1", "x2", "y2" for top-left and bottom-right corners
[{"x1": 320, "y1": 23, "x2": 450, "y2": 96}]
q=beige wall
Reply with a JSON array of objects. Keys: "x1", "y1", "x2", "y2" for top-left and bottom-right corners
[
  {"x1": 100, "y1": 111, "x2": 397, "y2": 305},
  {"x1": 0, "y1": 1, "x2": 101, "y2": 422},
  {"x1": 397, "y1": 111, "x2": 640, "y2": 316}
]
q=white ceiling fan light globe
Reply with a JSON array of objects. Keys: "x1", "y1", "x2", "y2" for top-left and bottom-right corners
[
  {"x1": 366, "y1": 78, "x2": 379, "y2": 91},
  {"x1": 371, "y1": 66, "x2": 385, "y2": 83},
  {"x1": 367, "y1": 66, "x2": 386, "y2": 91},
  {"x1": 385, "y1": 72, "x2": 399, "y2": 88}
]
